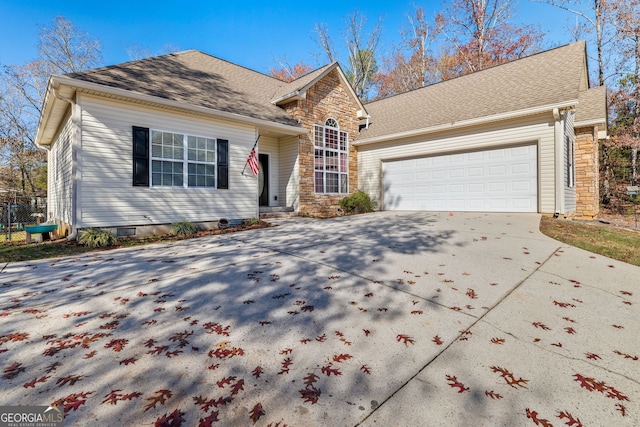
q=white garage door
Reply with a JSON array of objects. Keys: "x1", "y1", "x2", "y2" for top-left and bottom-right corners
[{"x1": 383, "y1": 144, "x2": 538, "y2": 212}]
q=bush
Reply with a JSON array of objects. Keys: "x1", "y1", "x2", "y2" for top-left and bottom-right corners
[
  {"x1": 339, "y1": 190, "x2": 375, "y2": 214},
  {"x1": 79, "y1": 228, "x2": 117, "y2": 248},
  {"x1": 245, "y1": 217, "x2": 260, "y2": 225},
  {"x1": 171, "y1": 221, "x2": 197, "y2": 235}
]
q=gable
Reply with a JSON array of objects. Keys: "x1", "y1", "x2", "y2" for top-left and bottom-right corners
[{"x1": 272, "y1": 63, "x2": 368, "y2": 119}]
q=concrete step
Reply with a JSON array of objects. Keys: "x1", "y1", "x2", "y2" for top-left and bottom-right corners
[{"x1": 259, "y1": 206, "x2": 296, "y2": 219}]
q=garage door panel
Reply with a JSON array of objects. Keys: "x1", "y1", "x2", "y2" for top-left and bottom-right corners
[
  {"x1": 490, "y1": 199, "x2": 508, "y2": 209},
  {"x1": 383, "y1": 144, "x2": 537, "y2": 213},
  {"x1": 488, "y1": 182, "x2": 507, "y2": 192}
]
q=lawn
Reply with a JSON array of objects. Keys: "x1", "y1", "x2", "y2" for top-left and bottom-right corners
[
  {"x1": 0, "y1": 221, "x2": 271, "y2": 264},
  {"x1": 539, "y1": 215, "x2": 640, "y2": 267}
]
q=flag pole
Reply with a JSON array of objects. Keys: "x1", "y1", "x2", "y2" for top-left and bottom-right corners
[{"x1": 242, "y1": 135, "x2": 260, "y2": 176}]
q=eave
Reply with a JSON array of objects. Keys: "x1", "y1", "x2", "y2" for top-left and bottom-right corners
[
  {"x1": 354, "y1": 100, "x2": 579, "y2": 146},
  {"x1": 36, "y1": 75, "x2": 307, "y2": 146}
]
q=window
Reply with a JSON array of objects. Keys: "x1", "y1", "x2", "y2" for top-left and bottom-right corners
[
  {"x1": 314, "y1": 119, "x2": 348, "y2": 194},
  {"x1": 566, "y1": 135, "x2": 575, "y2": 188},
  {"x1": 133, "y1": 127, "x2": 228, "y2": 189}
]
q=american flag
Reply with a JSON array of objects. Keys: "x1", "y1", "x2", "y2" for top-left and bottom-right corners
[{"x1": 247, "y1": 148, "x2": 260, "y2": 176}]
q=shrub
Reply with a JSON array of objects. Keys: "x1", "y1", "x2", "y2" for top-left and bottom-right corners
[
  {"x1": 171, "y1": 221, "x2": 197, "y2": 235},
  {"x1": 339, "y1": 190, "x2": 375, "y2": 214},
  {"x1": 245, "y1": 217, "x2": 260, "y2": 225},
  {"x1": 79, "y1": 228, "x2": 117, "y2": 248}
]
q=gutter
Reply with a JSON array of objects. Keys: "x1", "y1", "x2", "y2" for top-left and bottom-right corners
[{"x1": 553, "y1": 108, "x2": 565, "y2": 216}]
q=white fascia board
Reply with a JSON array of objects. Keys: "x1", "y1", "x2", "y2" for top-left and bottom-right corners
[
  {"x1": 271, "y1": 90, "x2": 306, "y2": 105},
  {"x1": 574, "y1": 119, "x2": 606, "y2": 128},
  {"x1": 354, "y1": 101, "x2": 579, "y2": 146},
  {"x1": 51, "y1": 75, "x2": 307, "y2": 136},
  {"x1": 34, "y1": 79, "x2": 57, "y2": 147}
]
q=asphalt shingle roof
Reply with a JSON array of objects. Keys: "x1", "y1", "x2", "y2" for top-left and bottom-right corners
[
  {"x1": 359, "y1": 41, "x2": 591, "y2": 141},
  {"x1": 64, "y1": 42, "x2": 603, "y2": 140},
  {"x1": 576, "y1": 85, "x2": 607, "y2": 124},
  {"x1": 65, "y1": 50, "x2": 325, "y2": 127}
]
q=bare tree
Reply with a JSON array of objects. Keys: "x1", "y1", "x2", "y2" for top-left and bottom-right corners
[
  {"x1": 312, "y1": 10, "x2": 383, "y2": 101},
  {"x1": 533, "y1": 0, "x2": 614, "y2": 86},
  {"x1": 38, "y1": 16, "x2": 101, "y2": 74},
  {"x1": 344, "y1": 10, "x2": 383, "y2": 100},
  {"x1": 0, "y1": 16, "x2": 102, "y2": 194},
  {"x1": 374, "y1": 6, "x2": 440, "y2": 99},
  {"x1": 312, "y1": 23, "x2": 336, "y2": 63}
]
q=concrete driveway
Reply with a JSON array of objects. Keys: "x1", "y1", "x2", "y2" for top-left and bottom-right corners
[{"x1": 1, "y1": 211, "x2": 638, "y2": 426}]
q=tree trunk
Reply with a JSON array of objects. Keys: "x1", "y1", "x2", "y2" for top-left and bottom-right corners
[
  {"x1": 595, "y1": 0, "x2": 605, "y2": 86},
  {"x1": 601, "y1": 140, "x2": 611, "y2": 204}
]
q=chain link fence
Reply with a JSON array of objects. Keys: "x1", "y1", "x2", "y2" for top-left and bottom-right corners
[{"x1": 0, "y1": 195, "x2": 48, "y2": 243}]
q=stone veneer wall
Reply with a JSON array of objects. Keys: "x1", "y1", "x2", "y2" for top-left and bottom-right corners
[
  {"x1": 280, "y1": 69, "x2": 360, "y2": 217},
  {"x1": 574, "y1": 125, "x2": 601, "y2": 219}
]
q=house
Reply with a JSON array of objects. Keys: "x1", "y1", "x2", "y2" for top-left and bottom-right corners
[{"x1": 35, "y1": 41, "x2": 606, "y2": 238}]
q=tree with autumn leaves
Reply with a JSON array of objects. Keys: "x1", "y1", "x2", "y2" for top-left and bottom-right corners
[{"x1": 270, "y1": 0, "x2": 640, "y2": 212}]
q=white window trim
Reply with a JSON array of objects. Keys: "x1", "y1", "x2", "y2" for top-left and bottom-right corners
[
  {"x1": 150, "y1": 129, "x2": 217, "y2": 189},
  {"x1": 314, "y1": 123, "x2": 349, "y2": 194},
  {"x1": 325, "y1": 117, "x2": 339, "y2": 129}
]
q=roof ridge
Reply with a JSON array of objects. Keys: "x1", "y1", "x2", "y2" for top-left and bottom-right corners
[{"x1": 65, "y1": 50, "x2": 196, "y2": 78}]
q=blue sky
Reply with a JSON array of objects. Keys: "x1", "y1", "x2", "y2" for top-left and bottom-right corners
[{"x1": 1, "y1": 0, "x2": 581, "y2": 74}]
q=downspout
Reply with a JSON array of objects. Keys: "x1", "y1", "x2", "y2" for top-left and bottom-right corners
[
  {"x1": 52, "y1": 87, "x2": 80, "y2": 241},
  {"x1": 553, "y1": 108, "x2": 565, "y2": 216}
]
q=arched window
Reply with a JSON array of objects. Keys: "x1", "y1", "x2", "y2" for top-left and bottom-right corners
[
  {"x1": 325, "y1": 117, "x2": 339, "y2": 129},
  {"x1": 314, "y1": 118, "x2": 348, "y2": 194}
]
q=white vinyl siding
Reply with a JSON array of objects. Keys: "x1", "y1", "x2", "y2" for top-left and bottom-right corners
[
  {"x1": 358, "y1": 113, "x2": 556, "y2": 213},
  {"x1": 279, "y1": 135, "x2": 300, "y2": 210},
  {"x1": 48, "y1": 111, "x2": 74, "y2": 226},
  {"x1": 259, "y1": 135, "x2": 279, "y2": 207},
  {"x1": 76, "y1": 94, "x2": 258, "y2": 227}
]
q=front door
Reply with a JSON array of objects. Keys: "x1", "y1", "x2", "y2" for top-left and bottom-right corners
[{"x1": 259, "y1": 153, "x2": 269, "y2": 206}]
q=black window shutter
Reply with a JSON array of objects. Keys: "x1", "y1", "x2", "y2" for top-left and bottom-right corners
[
  {"x1": 132, "y1": 126, "x2": 149, "y2": 186},
  {"x1": 217, "y1": 139, "x2": 229, "y2": 189}
]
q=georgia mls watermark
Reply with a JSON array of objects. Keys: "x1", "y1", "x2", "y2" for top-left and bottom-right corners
[{"x1": 0, "y1": 406, "x2": 64, "y2": 427}]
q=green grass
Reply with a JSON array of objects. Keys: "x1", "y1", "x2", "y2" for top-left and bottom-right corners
[{"x1": 540, "y1": 216, "x2": 640, "y2": 267}]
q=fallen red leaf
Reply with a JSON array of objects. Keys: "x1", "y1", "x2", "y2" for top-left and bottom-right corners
[
  {"x1": 155, "y1": 409, "x2": 184, "y2": 427},
  {"x1": 249, "y1": 403, "x2": 265, "y2": 424},
  {"x1": 144, "y1": 389, "x2": 172, "y2": 412},
  {"x1": 396, "y1": 334, "x2": 415, "y2": 346},
  {"x1": 198, "y1": 410, "x2": 220, "y2": 427},
  {"x1": 299, "y1": 386, "x2": 321, "y2": 404}
]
